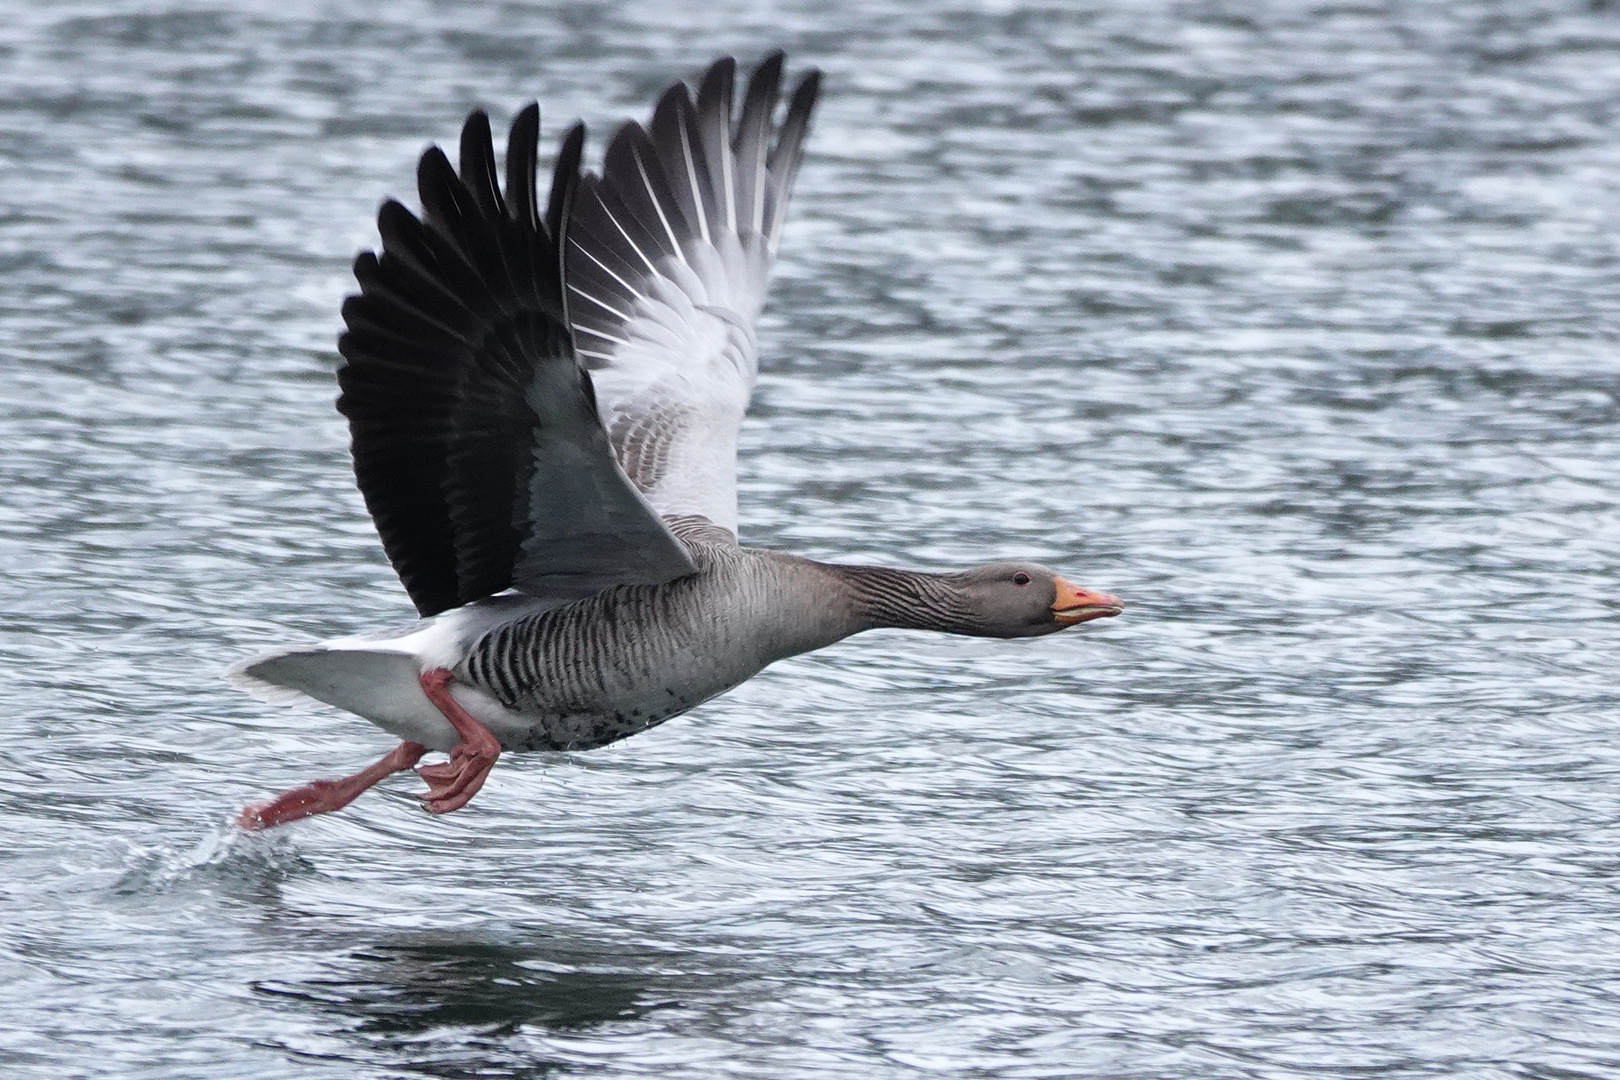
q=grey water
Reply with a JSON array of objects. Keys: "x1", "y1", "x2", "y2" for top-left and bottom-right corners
[{"x1": 3, "y1": 1, "x2": 1620, "y2": 1076}]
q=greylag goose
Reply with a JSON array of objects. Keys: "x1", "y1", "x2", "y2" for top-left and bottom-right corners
[{"x1": 232, "y1": 53, "x2": 1123, "y2": 829}]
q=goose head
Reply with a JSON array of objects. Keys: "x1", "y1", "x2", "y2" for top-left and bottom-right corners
[{"x1": 948, "y1": 562, "x2": 1124, "y2": 638}]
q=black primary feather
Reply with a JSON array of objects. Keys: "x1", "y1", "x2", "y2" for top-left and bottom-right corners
[{"x1": 337, "y1": 107, "x2": 693, "y2": 616}]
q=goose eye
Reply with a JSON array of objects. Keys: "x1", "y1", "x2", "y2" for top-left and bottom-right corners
[{"x1": 1013, "y1": 572, "x2": 1031, "y2": 586}]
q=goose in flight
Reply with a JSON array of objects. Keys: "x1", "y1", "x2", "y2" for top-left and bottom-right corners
[{"x1": 233, "y1": 53, "x2": 1123, "y2": 829}]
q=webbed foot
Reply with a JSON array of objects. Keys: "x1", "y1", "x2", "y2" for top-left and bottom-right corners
[
  {"x1": 415, "y1": 667, "x2": 502, "y2": 815},
  {"x1": 237, "y1": 741, "x2": 429, "y2": 829}
]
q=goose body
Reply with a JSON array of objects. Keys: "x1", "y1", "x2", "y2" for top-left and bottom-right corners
[
  {"x1": 233, "y1": 54, "x2": 1122, "y2": 828},
  {"x1": 242, "y1": 527, "x2": 836, "y2": 756},
  {"x1": 453, "y1": 532, "x2": 843, "y2": 752}
]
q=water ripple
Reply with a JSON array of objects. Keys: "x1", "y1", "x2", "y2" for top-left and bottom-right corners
[{"x1": 4, "y1": 1, "x2": 1620, "y2": 1077}]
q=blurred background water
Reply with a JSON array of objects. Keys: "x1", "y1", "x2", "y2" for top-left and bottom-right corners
[{"x1": 3, "y1": 1, "x2": 1620, "y2": 1076}]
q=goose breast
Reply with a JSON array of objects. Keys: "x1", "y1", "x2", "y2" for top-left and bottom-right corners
[{"x1": 452, "y1": 538, "x2": 854, "y2": 752}]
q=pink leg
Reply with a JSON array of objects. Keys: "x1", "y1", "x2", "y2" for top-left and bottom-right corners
[
  {"x1": 237, "y1": 740, "x2": 429, "y2": 830},
  {"x1": 413, "y1": 667, "x2": 502, "y2": 815}
]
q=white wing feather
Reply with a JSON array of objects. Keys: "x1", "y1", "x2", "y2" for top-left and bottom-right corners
[{"x1": 565, "y1": 54, "x2": 820, "y2": 536}]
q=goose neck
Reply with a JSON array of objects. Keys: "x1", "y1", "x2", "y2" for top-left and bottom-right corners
[{"x1": 821, "y1": 562, "x2": 973, "y2": 634}]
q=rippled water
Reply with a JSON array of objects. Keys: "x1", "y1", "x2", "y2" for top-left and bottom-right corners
[{"x1": 5, "y1": 1, "x2": 1620, "y2": 1076}]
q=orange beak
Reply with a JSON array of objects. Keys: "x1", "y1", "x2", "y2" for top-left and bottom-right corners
[{"x1": 1051, "y1": 577, "x2": 1124, "y2": 626}]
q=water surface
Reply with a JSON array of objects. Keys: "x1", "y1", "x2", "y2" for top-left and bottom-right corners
[{"x1": 3, "y1": 1, "x2": 1620, "y2": 1076}]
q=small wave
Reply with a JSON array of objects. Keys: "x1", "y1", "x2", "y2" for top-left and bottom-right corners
[{"x1": 111, "y1": 825, "x2": 316, "y2": 898}]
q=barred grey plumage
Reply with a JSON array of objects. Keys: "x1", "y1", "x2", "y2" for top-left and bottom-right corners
[
  {"x1": 230, "y1": 54, "x2": 1123, "y2": 830},
  {"x1": 456, "y1": 529, "x2": 823, "y2": 751}
]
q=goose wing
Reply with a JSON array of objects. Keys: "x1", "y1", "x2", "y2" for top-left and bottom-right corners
[
  {"x1": 567, "y1": 53, "x2": 821, "y2": 536},
  {"x1": 336, "y1": 108, "x2": 696, "y2": 618}
]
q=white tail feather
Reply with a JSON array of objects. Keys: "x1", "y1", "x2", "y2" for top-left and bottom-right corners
[{"x1": 226, "y1": 646, "x2": 459, "y2": 751}]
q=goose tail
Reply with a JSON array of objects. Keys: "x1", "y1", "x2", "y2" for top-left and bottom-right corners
[{"x1": 226, "y1": 644, "x2": 457, "y2": 751}]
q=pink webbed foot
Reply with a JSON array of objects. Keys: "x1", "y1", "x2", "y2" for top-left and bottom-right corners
[
  {"x1": 237, "y1": 741, "x2": 428, "y2": 830},
  {"x1": 414, "y1": 668, "x2": 502, "y2": 815}
]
